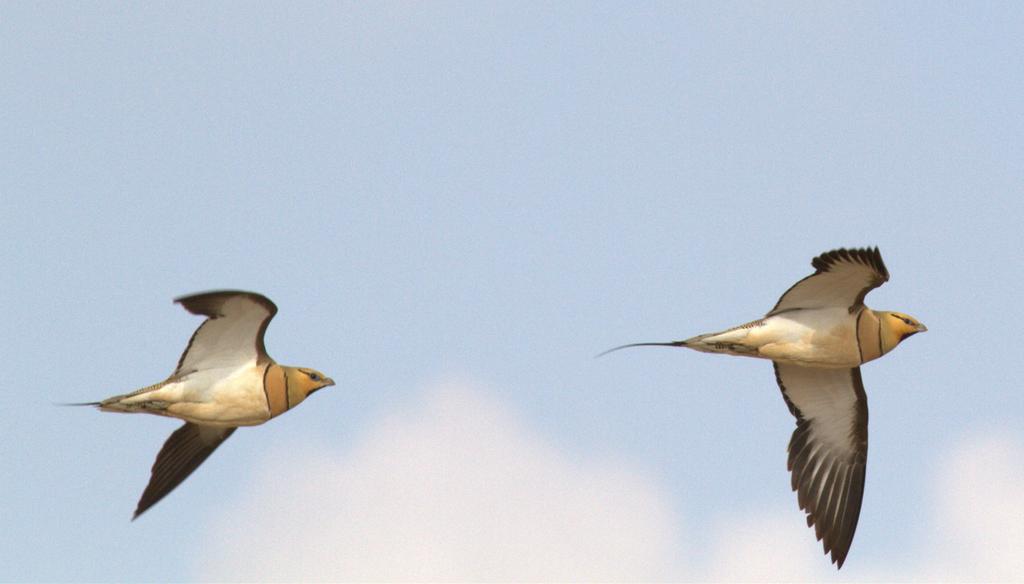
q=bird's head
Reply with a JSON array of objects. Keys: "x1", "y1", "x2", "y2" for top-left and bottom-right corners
[
  {"x1": 283, "y1": 366, "x2": 336, "y2": 407},
  {"x1": 877, "y1": 311, "x2": 927, "y2": 353}
]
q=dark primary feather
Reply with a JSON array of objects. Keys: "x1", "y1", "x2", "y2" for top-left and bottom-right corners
[
  {"x1": 174, "y1": 290, "x2": 277, "y2": 322},
  {"x1": 811, "y1": 247, "x2": 888, "y2": 280},
  {"x1": 134, "y1": 422, "x2": 236, "y2": 519}
]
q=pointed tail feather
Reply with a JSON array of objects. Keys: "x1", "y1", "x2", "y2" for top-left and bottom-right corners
[{"x1": 596, "y1": 341, "x2": 689, "y2": 358}]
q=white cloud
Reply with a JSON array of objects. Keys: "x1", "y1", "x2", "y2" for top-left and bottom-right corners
[
  {"x1": 197, "y1": 380, "x2": 1024, "y2": 582},
  {"x1": 916, "y1": 431, "x2": 1024, "y2": 582},
  {"x1": 704, "y1": 510, "x2": 825, "y2": 582},
  {"x1": 198, "y1": 381, "x2": 687, "y2": 582}
]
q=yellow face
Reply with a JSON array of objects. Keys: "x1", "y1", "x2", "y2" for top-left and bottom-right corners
[
  {"x1": 881, "y1": 312, "x2": 927, "y2": 351},
  {"x1": 285, "y1": 367, "x2": 336, "y2": 407}
]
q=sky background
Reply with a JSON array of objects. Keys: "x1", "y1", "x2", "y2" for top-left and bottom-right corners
[{"x1": 2, "y1": 2, "x2": 1023, "y2": 582}]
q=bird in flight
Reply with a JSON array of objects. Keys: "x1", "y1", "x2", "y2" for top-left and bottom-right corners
[
  {"x1": 87, "y1": 290, "x2": 335, "y2": 519},
  {"x1": 602, "y1": 247, "x2": 926, "y2": 568}
]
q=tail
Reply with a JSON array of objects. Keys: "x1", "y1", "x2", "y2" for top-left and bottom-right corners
[
  {"x1": 596, "y1": 341, "x2": 689, "y2": 358},
  {"x1": 70, "y1": 379, "x2": 177, "y2": 413},
  {"x1": 597, "y1": 330, "x2": 736, "y2": 358},
  {"x1": 54, "y1": 399, "x2": 133, "y2": 412},
  {"x1": 599, "y1": 320, "x2": 765, "y2": 359}
]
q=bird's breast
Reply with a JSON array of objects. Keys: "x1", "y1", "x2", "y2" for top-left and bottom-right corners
[{"x1": 262, "y1": 363, "x2": 290, "y2": 418}]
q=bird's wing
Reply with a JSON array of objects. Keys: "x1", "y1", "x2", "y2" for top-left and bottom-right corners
[
  {"x1": 173, "y1": 290, "x2": 278, "y2": 375},
  {"x1": 773, "y1": 362, "x2": 868, "y2": 569},
  {"x1": 768, "y1": 248, "x2": 888, "y2": 316},
  {"x1": 134, "y1": 422, "x2": 236, "y2": 519}
]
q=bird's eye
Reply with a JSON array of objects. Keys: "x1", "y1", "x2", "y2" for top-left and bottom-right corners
[{"x1": 309, "y1": 372, "x2": 320, "y2": 381}]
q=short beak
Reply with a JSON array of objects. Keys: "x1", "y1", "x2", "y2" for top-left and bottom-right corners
[
  {"x1": 917, "y1": 323, "x2": 928, "y2": 333},
  {"x1": 324, "y1": 377, "x2": 336, "y2": 387}
]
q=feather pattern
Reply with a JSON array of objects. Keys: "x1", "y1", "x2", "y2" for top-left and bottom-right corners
[
  {"x1": 134, "y1": 422, "x2": 236, "y2": 519},
  {"x1": 769, "y1": 247, "x2": 889, "y2": 315},
  {"x1": 774, "y1": 362, "x2": 868, "y2": 568}
]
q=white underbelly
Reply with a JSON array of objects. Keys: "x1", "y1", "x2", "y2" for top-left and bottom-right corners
[
  {"x1": 139, "y1": 365, "x2": 272, "y2": 426},
  {"x1": 691, "y1": 308, "x2": 861, "y2": 368}
]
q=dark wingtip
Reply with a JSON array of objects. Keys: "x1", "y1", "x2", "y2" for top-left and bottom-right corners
[
  {"x1": 131, "y1": 504, "x2": 148, "y2": 521},
  {"x1": 811, "y1": 247, "x2": 889, "y2": 281},
  {"x1": 595, "y1": 341, "x2": 688, "y2": 358},
  {"x1": 132, "y1": 495, "x2": 151, "y2": 521},
  {"x1": 833, "y1": 548, "x2": 848, "y2": 569}
]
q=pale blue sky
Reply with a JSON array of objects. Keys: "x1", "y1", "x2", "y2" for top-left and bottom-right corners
[{"x1": 2, "y1": 3, "x2": 1022, "y2": 581}]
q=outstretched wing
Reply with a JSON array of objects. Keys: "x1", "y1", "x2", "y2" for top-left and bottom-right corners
[
  {"x1": 768, "y1": 248, "x2": 888, "y2": 316},
  {"x1": 134, "y1": 422, "x2": 236, "y2": 519},
  {"x1": 773, "y1": 362, "x2": 869, "y2": 569},
  {"x1": 173, "y1": 290, "x2": 278, "y2": 375}
]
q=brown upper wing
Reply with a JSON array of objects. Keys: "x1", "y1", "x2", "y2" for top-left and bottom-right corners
[
  {"x1": 774, "y1": 362, "x2": 869, "y2": 569},
  {"x1": 173, "y1": 290, "x2": 278, "y2": 375},
  {"x1": 768, "y1": 248, "x2": 889, "y2": 316},
  {"x1": 133, "y1": 422, "x2": 236, "y2": 519}
]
